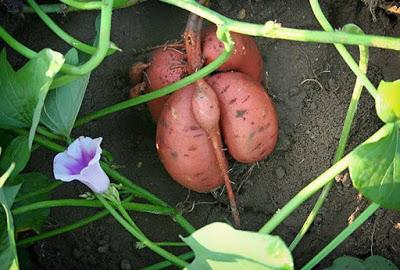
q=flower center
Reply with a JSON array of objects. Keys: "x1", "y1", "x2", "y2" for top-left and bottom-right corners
[{"x1": 66, "y1": 148, "x2": 96, "y2": 175}]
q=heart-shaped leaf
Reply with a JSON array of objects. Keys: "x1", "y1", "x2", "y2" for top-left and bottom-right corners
[
  {"x1": 376, "y1": 80, "x2": 400, "y2": 123},
  {"x1": 0, "y1": 136, "x2": 30, "y2": 178},
  {"x1": 349, "y1": 122, "x2": 400, "y2": 210},
  {"x1": 182, "y1": 222, "x2": 294, "y2": 270},
  {"x1": 0, "y1": 49, "x2": 64, "y2": 147},
  {"x1": 40, "y1": 49, "x2": 90, "y2": 137},
  {"x1": 323, "y1": 255, "x2": 398, "y2": 270}
]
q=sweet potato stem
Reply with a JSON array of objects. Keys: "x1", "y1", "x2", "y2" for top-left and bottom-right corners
[
  {"x1": 184, "y1": 0, "x2": 240, "y2": 227},
  {"x1": 184, "y1": 2, "x2": 204, "y2": 73}
]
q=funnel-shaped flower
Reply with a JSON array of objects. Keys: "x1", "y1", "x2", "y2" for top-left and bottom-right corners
[{"x1": 53, "y1": 137, "x2": 110, "y2": 193}]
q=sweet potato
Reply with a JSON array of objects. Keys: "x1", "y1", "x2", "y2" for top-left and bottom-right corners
[
  {"x1": 207, "y1": 72, "x2": 279, "y2": 163},
  {"x1": 152, "y1": 6, "x2": 277, "y2": 228},
  {"x1": 145, "y1": 47, "x2": 187, "y2": 120},
  {"x1": 156, "y1": 84, "x2": 224, "y2": 192},
  {"x1": 202, "y1": 25, "x2": 264, "y2": 82}
]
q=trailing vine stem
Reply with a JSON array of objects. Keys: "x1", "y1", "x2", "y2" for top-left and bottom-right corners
[
  {"x1": 74, "y1": 28, "x2": 234, "y2": 127},
  {"x1": 17, "y1": 196, "x2": 136, "y2": 247},
  {"x1": 309, "y1": 0, "x2": 377, "y2": 96},
  {"x1": 17, "y1": 210, "x2": 109, "y2": 247},
  {"x1": 160, "y1": 0, "x2": 400, "y2": 54},
  {"x1": 289, "y1": 22, "x2": 370, "y2": 251},
  {"x1": 27, "y1": 0, "x2": 118, "y2": 56},
  {"x1": 159, "y1": 0, "x2": 383, "y2": 99},
  {"x1": 258, "y1": 124, "x2": 388, "y2": 234},
  {"x1": 12, "y1": 199, "x2": 174, "y2": 216},
  {"x1": 22, "y1": 0, "x2": 142, "y2": 13},
  {"x1": 97, "y1": 195, "x2": 189, "y2": 268},
  {"x1": 0, "y1": 0, "x2": 114, "y2": 79},
  {"x1": 301, "y1": 203, "x2": 380, "y2": 270}
]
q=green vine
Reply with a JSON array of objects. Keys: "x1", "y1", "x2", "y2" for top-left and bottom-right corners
[
  {"x1": 2, "y1": 0, "x2": 399, "y2": 268},
  {"x1": 289, "y1": 21, "x2": 370, "y2": 251}
]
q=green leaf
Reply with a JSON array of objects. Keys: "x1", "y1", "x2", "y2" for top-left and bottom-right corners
[
  {"x1": 0, "y1": 165, "x2": 20, "y2": 270},
  {"x1": 0, "y1": 49, "x2": 64, "y2": 147},
  {"x1": 323, "y1": 255, "x2": 398, "y2": 270},
  {"x1": 364, "y1": 256, "x2": 399, "y2": 270},
  {"x1": 40, "y1": 49, "x2": 90, "y2": 136},
  {"x1": 349, "y1": 122, "x2": 400, "y2": 210},
  {"x1": 0, "y1": 136, "x2": 30, "y2": 178},
  {"x1": 11, "y1": 173, "x2": 52, "y2": 233},
  {"x1": 0, "y1": 185, "x2": 20, "y2": 209},
  {"x1": 376, "y1": 80, "x2": 400, "y2": 123},
  {"x1": 182, "y1": 222, "x2": 294, "y2": 270}
]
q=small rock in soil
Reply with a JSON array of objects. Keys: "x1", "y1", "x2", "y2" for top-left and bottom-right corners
[
  {"x1": 120, "y1": 259, "x2": 132, "y2": 270},
  {"x1": 237, "y1": 8, "x2": 246, "y2": 19},
  {"x1": 275, "y1": 166, "x2": 286, "y2": 179},
  {"x1": 98, "y1": 244, "x2": 109, "y2": 254}
]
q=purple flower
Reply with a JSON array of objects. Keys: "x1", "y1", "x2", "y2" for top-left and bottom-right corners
[{"x1": 53, "y1": 137, "x2": 110, "y2": 193}]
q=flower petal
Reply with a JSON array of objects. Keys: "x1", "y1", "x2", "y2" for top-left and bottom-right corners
[
  {"x1": 54, "y1": 151, "x2": 81, "y2": 181},
  {"x1": 77, "y1": 162, "x2": 110, "y2": 193}
]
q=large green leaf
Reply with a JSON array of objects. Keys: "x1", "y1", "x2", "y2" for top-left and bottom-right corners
[
  {"x1": 323, "y1": 255, "x2": 398, "y2": 270},
  {"x1": 0, "y1": 165, "x2": 20, "y2": 270},
  {"x1": 0, "y1": 136, "x2": 30, "y2": 178},
  {"x1": 10, "y1": 173, "x2": 52, "y2": 233},
  {"x1": 0, "y1": 49, "x2": 64, "y2": 147},
  {"x1": 40, "y1": 49, "x2": 90, "y2": 136},
  {"x1": 182, "y1": 222, "x2": 294, "y2": 270},
  {"x1": 376, "y1": 80, "x2": 400, "y2": 123},
  {"x1": 349, "y1": 122, "x2": 400, "y2": 210}
]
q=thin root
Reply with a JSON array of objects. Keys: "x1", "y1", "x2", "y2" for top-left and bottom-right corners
[{"x1": 299, "y1": 78, "x2": 324, "y2": 91}]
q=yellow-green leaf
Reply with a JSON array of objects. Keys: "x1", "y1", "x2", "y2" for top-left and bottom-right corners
[
  {"x1": 183, "y1": 222, "x2": 294, "y2": 270},
  {"x1": 376, "y1": 80, "x2": 400, "y2": 123}
]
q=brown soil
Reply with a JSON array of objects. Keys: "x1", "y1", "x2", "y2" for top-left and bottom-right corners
[{"x1": 3, "y1": 0, "x2": 400, "y2": 269}]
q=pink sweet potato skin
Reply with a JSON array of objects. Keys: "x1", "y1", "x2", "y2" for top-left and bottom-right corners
[
  {"x1": 146, "y1": 47, "x2": 187, "y2": 121},
  {"x1": 202, "y1": 25, "x2": 264, "y2": 82},
  {"x1": 207, "y1": 72, "x2": 278, "y2": 163},
  {"x1": 156, "y1": 84, "x2": 224, "y2": 192}
]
